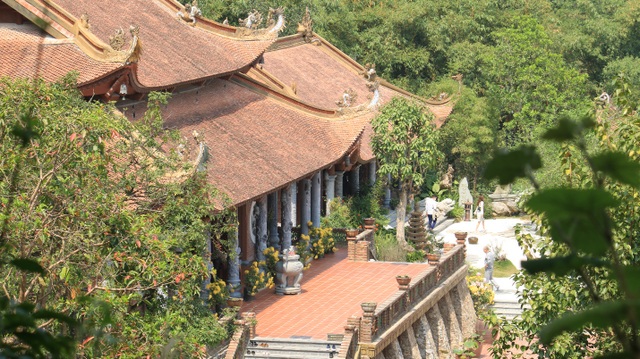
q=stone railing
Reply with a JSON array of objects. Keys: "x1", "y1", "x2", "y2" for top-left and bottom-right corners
[
  {"x1": 354, "y1": 245, "x2": 474, "y2": 359},
  {"x1": 370, "y1": 245, "x2": 464, "y2": 338}
]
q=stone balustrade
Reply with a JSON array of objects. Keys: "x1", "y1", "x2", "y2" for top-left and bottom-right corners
[{"x1": 352, "y1": 245, "x2": 475, "y2": 359}]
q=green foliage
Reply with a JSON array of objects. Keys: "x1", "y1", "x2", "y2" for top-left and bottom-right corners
[
  {"x1": 321, "y1": 182, "x2": 389, "y2": 230},
  {"x1": 374, "y1": 232, "x2": 406, "y2": 262},
  {"x1": 0, "y1": 78, "x2": 234, "y2": 357},
  {"x1": 448, "y1": 204, "x2": 464, "y2": 222},
  {"x1": 405, "y1": 249, "x2": 426, "y2": 263},
  {"x1": 488, "y1": 81, "x2": 640, "y2": 358},
  {"x1": 372, "y1": 97, "x2": 442, "y2": 246}
]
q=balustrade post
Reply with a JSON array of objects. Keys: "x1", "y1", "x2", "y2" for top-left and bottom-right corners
[
  {"x1": 346, "y1": 229, "x2": 358, "y2": 261},
  {"x1": 359, "y1": 302, "x2": 377, "y2": 343}
]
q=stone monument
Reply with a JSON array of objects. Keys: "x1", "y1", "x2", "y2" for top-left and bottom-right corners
[{"x1": 458, "y1": 177, "x2": 473, "y2": 208}]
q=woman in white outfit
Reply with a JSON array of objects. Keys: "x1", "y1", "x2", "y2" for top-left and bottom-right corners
[{"x1": 475, "y1": 195, "x2": 486, "y2": 232}]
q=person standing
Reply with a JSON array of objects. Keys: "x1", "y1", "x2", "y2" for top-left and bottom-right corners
[
  {"x1": 475, "y1": 195, "x2": 486, "y2": 233},
  {"x1": 425, "y1": 194, "x2": 437, "y2": 230},
  {"x1": 483, "y1": 245, "x2": 499, "y2": 290}
]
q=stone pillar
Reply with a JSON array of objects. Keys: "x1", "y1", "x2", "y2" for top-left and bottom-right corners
[
  {"x1": 360, "y1": 302, "x2": 377, "y2": 343},
  {"x1": 281, "y1": 185, "x2": 292, "y2": 250},
  {"x1": 453, "y1": 280, "x2": 478, "y2": 339},
  {"x1": 415, "y1": 315, "x2": 438, "y2": 359},
  {"x1": 301, "y1": 178, "x2": 311, "y2": 235},
  {"x1": 398, "y1": 325, "x2": 422, "y2": 359},
  {"x1": 290, "y1": 182, "x2": 297, "y2": 227},
  {"x1": 426, "y1": 305, "x2": 452, "y2": 357},
  {"x1": 335, "y1": 171, "x2": 345, "y2": 198},
  {"x1": 227, "y1": 226, "x2": 242, "y2": 298},
  {"x1": 324, "y1": 172, "x2": 336, "y2": 215},
  {"x1": 346, "y1": 229, "x2": 358, "y2": 261},
  {"x1": 382, "y1": 339, "x2": 403, "y2": 359},
  {"x1": 369, "y1": 161, "x2": 377, "y2": 186},
  {"x1": 439, "y1": 293, "x2": 464, "y2": 350},
  {"x1": 384, "y1": 173, "x2": 391, "y2": 208},
  {"x1": 311, "y1": 172, "x2": 321, "y2": 228},
  {"x1": 267, "y1": 192, "x2": 279, "y2": 248},
  {"x1": 350, "y1": 165, "x2": 361, "y2": 195},
  {"x1": 257, "y1": 196, "x2": 267, "y2": 261}
]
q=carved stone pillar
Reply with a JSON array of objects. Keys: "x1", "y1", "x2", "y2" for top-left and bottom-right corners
[
  {"x1": 301, "y1": 178, "x2": 311, "y2": 235},
  {"x1": 257, "y1": 196, "x2": 267, "y2": 261},
  {"x1": 369, "y1": 161, "x2": 377, "y2": 186},
  {"x1": 384, "y1": 173, "x2": 391, "y2": 208},
  {"x1": 281, "y1": 184, "x2": 292, "y2": 250},
  {"x1": 290, "y1": 182, "x2": 297, "y2": 227},
  {"x1": 227, "y1": 226, "x2": 242, "y2": 298},
  {"x1": 335, "y1": 171, "x2": 344, "y2": 198},
  {"x1": 267, "y1": 192, "x2": 279, "y2": 248},
  {"x1": 311, "y1": 172, "x2": 321, "y2": 228},
  {"x1": 324, "y1": 172, "x2": 336, "y2": 215},
  {"x1": 350, "y1": 165, "x2": 361, "y2": 194}
]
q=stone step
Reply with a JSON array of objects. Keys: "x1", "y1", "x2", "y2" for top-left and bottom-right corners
[{"x1": 244, "y1": 337, "x2": 341, "y2": 359}]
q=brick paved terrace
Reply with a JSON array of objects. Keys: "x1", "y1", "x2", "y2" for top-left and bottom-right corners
[{"x1": 239, "y1": 246, "x2": 432, "y2": 340}]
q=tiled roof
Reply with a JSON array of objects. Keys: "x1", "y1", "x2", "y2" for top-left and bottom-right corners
[
  {"x1": 261, "y1": 36, "x2": 454, "y2": 163},
  {"x1": 51, "y1": 0, "x2": 274, "y2": 89},
  {"x1": 0, "y1": 23, "x2": 122, "y2": 85},
  {"x1": 121, "y1": 78, "x2": 371, "y2": 206}
]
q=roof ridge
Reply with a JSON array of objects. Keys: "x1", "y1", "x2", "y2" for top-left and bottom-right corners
[{"x1": 156, "y1": 0, "x2": 285, "y2": 41}]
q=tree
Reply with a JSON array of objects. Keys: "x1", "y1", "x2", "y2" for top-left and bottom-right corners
[
  {"x1": 485, "y1": 78, "x2": 640, "y2": 358},
  {"x1": 371, "y1": 97, "x2": 442, "y2": 248},
  {"x1": 0, "y1": 77, "x2": 235, "y2": 357},
  {"x1": 429, "y1": 78, "x2": 497, "y2": 191}
]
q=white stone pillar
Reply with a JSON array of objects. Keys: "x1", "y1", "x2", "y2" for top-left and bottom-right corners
[
  {"x1": 384, "y1": 173, "x2": 392, "y2": 208},
  {"x1": 335, "y1": 171, "x2": 344, "y2": 198},
  {"x1": 324, "y1": 172, "x2": 336, "y2": 215},
  {"x1": 227, "y1": 226, "x2": 242, "y2": 298},
  {"x1": 301, "y1": 178, "x2": 311, "y2": 235},
  {"x1": 267, "y1": 192, "x2": 279, "y2": 248},
  {"x1": 281, "y1": 184, "x2": 292, "y2": 250},
  {"x1": 257, "y1": 196, "x2": 267, "y2": 260},
  {"x1": 369, "y1": 161, "x2": 377, "y2": 186},
  {"x1": 290, "y1": 182, "x2": 297, "y2": 227},
  {"x1": 350, "y1": 165, "x2": 361, "y2": 194},
  {"x1": 311, "y1": 172, "x2": 321, "y2": 228}
]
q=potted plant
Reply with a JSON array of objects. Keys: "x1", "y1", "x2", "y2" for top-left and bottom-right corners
[
  {"x1": 468, "y1": 236, "x2": 479, "y2": 245},
  {"x1": 453, "y1": 334, "x2": 480, "y2": 358},
  {"x1": 360, "y1": 302, "x2": 377, "y2": 312}
]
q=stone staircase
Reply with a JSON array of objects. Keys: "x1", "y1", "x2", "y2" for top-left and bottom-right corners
[
  {"x1": 244, "y1": 337, "x2": 342, "y2": 359},
  {"x1": 490, "y1": 279, "x2": 528, "y2": 321}
]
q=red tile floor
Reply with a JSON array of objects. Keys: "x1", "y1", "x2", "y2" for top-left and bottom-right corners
[{"x1": 239, "y1": 246, "x2": 430, "y2": 340}]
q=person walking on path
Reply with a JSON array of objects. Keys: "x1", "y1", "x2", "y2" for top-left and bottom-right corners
[
  {"x1": 483, "y1": 245, "x2": 499, "y2": 290},
  {"x1": 425, "y1": 194, "x2": 437, "y2": 230},
  {"x1": 475, "y1": 195, "x2": 486, "y2": 233}
]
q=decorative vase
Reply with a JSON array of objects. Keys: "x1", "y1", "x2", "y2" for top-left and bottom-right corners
[
  {"x1": 363, "y1": 218, "x2": 375, "y2": 226},
  {"x1": 455, "y1": 231, "x2": 468, "y2": 241},
  {"x1": 275, "y1": 247, "x2": 304, "y2": 295},
  {"x1": 468, "y1": 236, "x2": 479, "y2": 244},
  {"x1": 396, "y1": 275, "x2": 411, "y2": 286},
  {"x1": 345, "y1": 229, "x2": 359, "y2": 238},
  {"x1": 361, "y1": 302, "x2": 377, "y2": 313}
]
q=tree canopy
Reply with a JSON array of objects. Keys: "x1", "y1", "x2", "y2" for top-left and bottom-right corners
[{"x1": 0, "y1": 77, "x2": 235, "y2": 357}]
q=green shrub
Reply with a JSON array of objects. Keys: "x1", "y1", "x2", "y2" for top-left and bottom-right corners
[
  {"x1": 375, "y1": 232, "x2": 406, "y2": 262},
  {"x1": 449, "y1": 204, "x2": 464, "y2": 221}
]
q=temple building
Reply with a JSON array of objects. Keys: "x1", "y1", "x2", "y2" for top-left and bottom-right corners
[{"x1": 1, "y1": 3, "x2": 475, "y2": 358}]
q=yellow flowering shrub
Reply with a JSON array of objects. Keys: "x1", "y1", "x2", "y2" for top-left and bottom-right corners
[
  {"x1": 296, "y1": 234, "x2": 313, "y2": 269},
  {"x1": 263, "y1": 246, "x2": 279, "y2": 279},
  {"x1": 205, "y1": 268, "x2": 228, "y2": 306},
  {"x1": 309, "y1": 224, "x2": 337, "y2": 258},
  {"x1": 243, "y1": 261, "x2": 274, "y2": 296},
  {"x1": 467, "y1": 271, "x2": 494, "y2": 314}
]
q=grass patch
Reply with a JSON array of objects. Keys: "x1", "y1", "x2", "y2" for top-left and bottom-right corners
[{"x1": 493, "y1": 259, "x2": 519, "y2": 277}]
